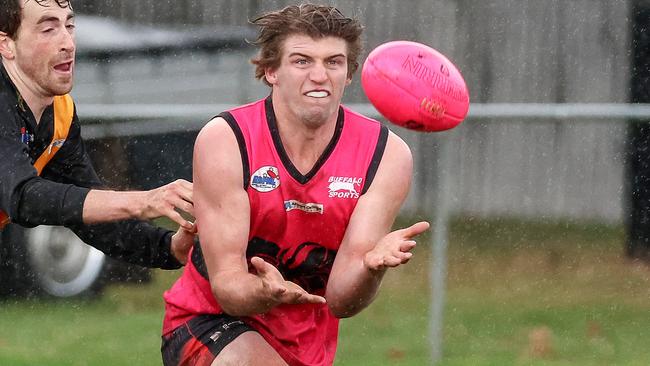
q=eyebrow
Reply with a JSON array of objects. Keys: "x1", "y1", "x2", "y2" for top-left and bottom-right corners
[
  {"x1": 327, "y1": 54, "x2": 347, "y2": 60},
  {"x1": 288, "y1": 52, "x2": 346, "y2": 59},
  {"x1": 36, "y1": 13, "x2": 75, "y2": 25}
]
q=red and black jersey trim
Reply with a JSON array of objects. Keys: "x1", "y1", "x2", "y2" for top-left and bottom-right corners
[
  {"x1": 361, "y1": 124, "x2": 389, "y2": 195},
  {"x1": 218, "y1": 112, "x2": 250, "y2": 190},
  {"x1": 264, "y1": 96, "x2": 345, "y2": 185}
]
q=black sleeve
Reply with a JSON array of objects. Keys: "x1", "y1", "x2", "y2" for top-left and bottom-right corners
[
  {"x1": 42, "y1": 111, "x2": 181, "y2": 269},
  {"x1": 0, "y1": 107, "x2": 88, "y2": 227},
  {"x1": 67, "y1": 220, "x2": 181, "y2": 270},
  {"x1": 1, "y1": 107, "x2": 180, "y2": 269}
]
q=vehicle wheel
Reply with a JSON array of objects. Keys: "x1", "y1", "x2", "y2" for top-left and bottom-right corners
[{"x1": 25, "y1": 225, "x2": 106, "y2": 298}]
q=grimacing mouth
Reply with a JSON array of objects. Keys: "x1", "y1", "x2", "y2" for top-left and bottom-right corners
[{"x1": 305, "y1": 90, "x2": 331, "y2": 98}]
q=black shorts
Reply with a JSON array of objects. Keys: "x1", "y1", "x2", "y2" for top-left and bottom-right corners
[{"x1": 161, "y1": 314, "x2": 255, "y2": 366}]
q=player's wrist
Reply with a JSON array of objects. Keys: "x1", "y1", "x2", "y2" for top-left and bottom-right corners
[{"x1": 124, "y1": 190, "x2": 147, "y2": 218}]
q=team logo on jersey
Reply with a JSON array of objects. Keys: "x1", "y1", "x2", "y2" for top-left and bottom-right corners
[
  {"x1": 327, "y1": 176, "x2": 362, "y2": 199},
  {"x1": 250, "y1": 166, "x2": 280, "y2": 192},
  {"x1": 284, "y1": 200, "x2": 324, "y2": 214},
  {"x1": 247, "y1": 237, "x2": 337, "y2": 294}
]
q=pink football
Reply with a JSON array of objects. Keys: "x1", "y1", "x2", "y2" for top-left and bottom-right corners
[{"x1": 361, "y1": 41, "x2": 470, "y2": 132}]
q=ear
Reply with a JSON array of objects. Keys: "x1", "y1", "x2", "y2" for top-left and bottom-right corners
[
  {"x1": 345, "y1": 77, "x2": 352, "y2": 86},
  {"x1": 0, "y1": 31, "x2": 15, "y2": 60},
  {"x1": 265, "y1": 68, "x2": 278, "y2": 85}
]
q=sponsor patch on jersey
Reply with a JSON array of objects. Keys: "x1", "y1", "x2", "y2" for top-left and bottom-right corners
[
  {"x1": 327, "y1": 176, "x2": 362, "y2": 199},
  {"x1": 284, "y1": 200, "x2": 324, "y2": 214},
  {"x1": 250, "y1": 166, "x2": 281, "y2": 192},
  {"x1": 20, "y1": 127, "x2": 33, "y2": 145},
  {"x1": 47, "y1": 138, "x2": 66, "y2": 154}
]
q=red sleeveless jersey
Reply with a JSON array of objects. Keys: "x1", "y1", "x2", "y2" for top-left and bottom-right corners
[{"x1": 163, "y1": 97, "x2": 388, "y2": 366}]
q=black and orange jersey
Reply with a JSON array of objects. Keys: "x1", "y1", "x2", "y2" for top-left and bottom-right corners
[{"x1": 0, "y1": 64, "x2": 180, "y2": 269}]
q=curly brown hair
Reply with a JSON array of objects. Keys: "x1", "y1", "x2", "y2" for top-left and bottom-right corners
[
  {"x1": 250, "y1": 4, "x2": 363, "y2": 86},
  {"x1": 1, "y1": 0, "x2": 72, "y2": 39}
]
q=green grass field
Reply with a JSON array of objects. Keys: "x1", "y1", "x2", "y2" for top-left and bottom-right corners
[{"x1": 1, "y1": 218, "x2": 649, "y2": 365}]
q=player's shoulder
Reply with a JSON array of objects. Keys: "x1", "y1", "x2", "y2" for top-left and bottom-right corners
[
  {"x1": 385, "y1": 130, "x2": 412, "y2": 162},
  {"x1": 341, "y1": 104, "x2": 382, "y2": 127},
  {"x1": 0, "y1": 93, "x2": 26, "y2": 137},
  {"x1": 197, "y1": 115, "x2": 233, "y2": 143},
  {"x1": 0, "y1": 87, "x2": 18, "y2": 123},
  {"x1": 226, "y1": 98, "x2": 266, "y2": 114},
  {"x1": 340, "y1": 103, "x2": 410, "y2": 158}
]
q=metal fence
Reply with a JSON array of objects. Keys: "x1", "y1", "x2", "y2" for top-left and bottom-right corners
[{"x1": 78, "y1": 103, "x2": 650, "y2": 223}]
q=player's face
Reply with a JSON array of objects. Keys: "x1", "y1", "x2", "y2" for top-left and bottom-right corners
[
  {"x1": 266, "y1": 34, "x2": 351, "y2": 128},
  {"x1": 4, "y1": 0, "x2": 76, "y2": 97}
]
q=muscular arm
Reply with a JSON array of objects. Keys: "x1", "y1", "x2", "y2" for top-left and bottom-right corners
[
  {"x1": 325, "y1": 132, "x2": 429, "y2": 318},
  {"x1": 196, "y1": 117, "x2": 324, "y2": 316}
]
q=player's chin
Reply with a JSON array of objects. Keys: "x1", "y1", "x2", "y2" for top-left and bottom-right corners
[
  {"x1": 301, "y1": 106, "x2": 329, "y2": 121},
  {"x1": 48, "y1": 80, "x2": 73, "y2": 96}
]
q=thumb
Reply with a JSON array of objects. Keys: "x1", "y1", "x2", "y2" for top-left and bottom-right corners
[
  {"x1": 401, "y1": 221, "x2": 430, "y2": 238},
  {"x1": 251, "y1": 256, "x2": 275, "y2": 276}
]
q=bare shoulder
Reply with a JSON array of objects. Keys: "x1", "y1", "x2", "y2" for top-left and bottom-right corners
[
  {"x1": 194, "y1": 116, "x2": 241, "y2": 159},
  {"x1": 196, "y1": 116, "x2": 233, "y2": 146},
  {"x1": 193, "y1": 116, "x2": 242, "y2": 181},
  {"x1": 383, "y1": 130, "x2": 414, "y2": 168},
  {"x1": 364, "y1": 130, "x2": 413, "y2": 196}
]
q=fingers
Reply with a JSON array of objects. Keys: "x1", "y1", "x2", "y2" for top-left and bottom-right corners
[
  {"x1": 174, "y1": 200, "x2": 195, "y2": 217},
  {"x1": 293, "y1": 292, "x2": 327, "y2": 305},
  {"x1": 163, "y1": 179, "x2": 193, "y2": 200},
  {"x1": 170, "y1": 225, "x2": 196, "y2": 265},
  {"x1": 145, "y1": 180, "x2": 195, "y2": 228},
  {"x1": 254, "y1": 261, "x2": 288, "y2": 302},
  {"x1": 383, "y1": 252, "x2": 412, "y2": 267},
  {"x1": 166, "y1": 209, "x2": 194, "y2": 230},
  {"x1": 182, "y1": 221, "x2": 198, "y2": 234},
  {"x1": 251, "y1": 257, "x2": 326, "y2": 305},
  {"x1": 399, "y1": 240, "x2": 417, "y2": 253},
  {"x1": 173, "y1": 179, "x2": 194, "y2": 214},
  {"x1": 365, "y1": 235, "x2": 418, "y2": 271},
  {"x1": 174, "y1": 179, "x2": 193, "y2": 198},
  {"x1": 251, "y1": 256, "x2": 286, "y2": 285},
  {"x1": 366, "y1": 249, "x2": 413, "y2": 271},
  {"x1": 277, "y1": 283, "x2": 326, "y2": 305},
  {"x1": 166, "y1": 180, "x2": 195, "y2": 217}
]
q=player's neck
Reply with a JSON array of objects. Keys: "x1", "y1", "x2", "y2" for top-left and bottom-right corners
[
  {"x1": 275, "y1": 107, "x2": 338, "y2": 175},
  {"x1": 4, "y1": 62, "x2": 53, "y2": 124}
]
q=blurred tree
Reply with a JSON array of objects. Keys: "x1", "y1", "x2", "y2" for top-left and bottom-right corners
[{"x1": 625, "y1": 1, "x2": 650, "y2": 261}]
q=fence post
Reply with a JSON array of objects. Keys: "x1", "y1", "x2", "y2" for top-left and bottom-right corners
[
  {"x1": 625, "y1": 2, "x2": 650, "y2": 261},
  {"x1": 429, "y1": 133, "x2": 453, "y2": 364}
]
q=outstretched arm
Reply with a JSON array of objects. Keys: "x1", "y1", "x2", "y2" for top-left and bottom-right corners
[
  {"x1": 326, "y1": 131, "x2": 429, "y2": 318},
  {"x1": 82, "y1": 179, "x2": 194, "y2": 230},
  {"x1": 195, "y1": 118, "x2": 325, "y2": 317},
  {"x1": 1, "y1": 112, "x2": 195, "y2": 268},
  {"x1": 2, "y1": 112, "x2": 194, "y2": 230}
]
